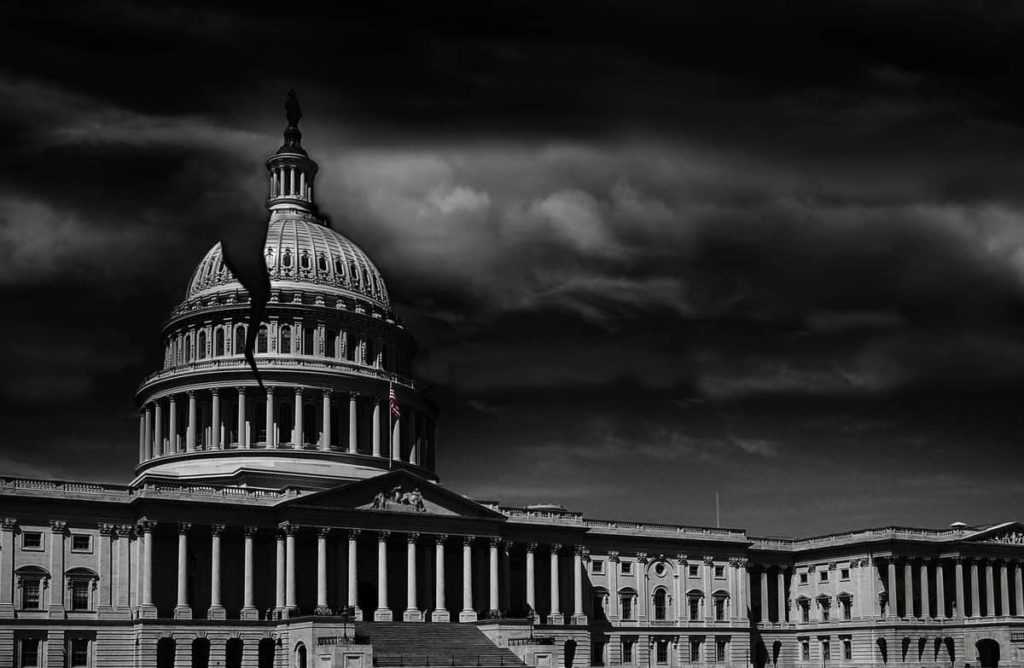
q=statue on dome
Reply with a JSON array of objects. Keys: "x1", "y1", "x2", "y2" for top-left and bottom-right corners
[{"x1": 285, "y1": 89, "x2": 302, "y2": 128}]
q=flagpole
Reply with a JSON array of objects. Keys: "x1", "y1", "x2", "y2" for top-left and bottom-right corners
[{"x1": 388, "y1": 381, "x2": 393, "y2": 470}]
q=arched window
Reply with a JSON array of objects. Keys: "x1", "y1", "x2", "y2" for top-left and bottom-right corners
[
  {"x1": 687, "y1": 590, "x2": 703, "y2": 621},
  {"x1": 214, "y1": 328, "x2": 225, "y2": 356},
  {"x1": 295, "y1": 642, "x2": 308, "y2": 668},
  {"x1": 325, "y1": 330, "x2": 337, "y2": 358},
  {"x1": 653, "y1": 587, "x2": 668, "y2": 620},
  {"x1": 192, "y1": 637, "x2": 211, "y2": 668},
  {"x1": 226, "y1": 638, "x2": 243, "y2": 668},
  {"x1": 157, "y1": 637, "x2": 176, "y2": 668},
  {"x1": 619, "y1": 588, "x2": 636, "y2": 621},
  {"x1": 235, "y1": 325, "x2": 246, "y2": 355},
  {"x1": 303, "y1": 327, "x2": 314, "y2": 355},
  {"x1": 334, "y1": 258, "x2": 343, "y2": 275},
  {"x1": 184, "y1": 335, "x2": 192, "y2": 363},
  {"x1": 318, "y1": 254, "x2": 327, "y2": 272},
  {"x1": 797, "y1": 596, "x2": 811, "y2": 623},
  {"x1": 258, "y1": 638, "x2": 276, "y2": 668},
  {"x1": 65, "y1": 567, "x2": 98, "y2": 611},
  {"x1": 349, "y1": 262, "x2": 359, "y2": 286},
  {"x1": 15, "y1": 565, "x2": 49, "y2": 610},
  {"x1": 838, "y1": 593, "x2": 853, "y2": 620},
  {"x1": 300, "y1": 250, "x2": 310, "y2": 270},
  {"x1": 713, "y1": 592, "x2": 729, "y2": 621},
  {"x1": 364, "y1": 340, "x2": 375, "y2": 366},
  {"x1": 197, "y1": 331, "x2": 207, "y2": 360},
  {"x1": 592, "y1": 587, "x2": 609, "y2": 622},
  {"x1": 257, "y1": 325, "x2": 268, "y2": 354},
  {"x1": 282, "y1": 249, "x2": 292, "y2": 268},
  {"x1": 280, "y1": 325, "x2": 292, "y2": 354},
  {"x1": 817, "y1": 595, "x2": 832, "y2": 621}
]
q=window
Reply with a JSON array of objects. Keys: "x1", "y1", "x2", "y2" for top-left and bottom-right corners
[
  {"x1": 714, "y1": 565, "x2": 725, "y2": 578},
  {"x1": 799, "y1": 600, "x2": 810, "y2": 623},
  {"x1": 714, "y1": 597, "x2": 726, "y2": 621},
  {"x1": 821, "y1": 639, "x2": 830, "y2": 662},
  {"x1": 840, "y1": 568, "x2": 850, "y2": 581},
  {"x1": 197, "y1": 331, "x2": 207, "y2": 359},
  {"x1": 799, "y1": 572, "x2": 808, "y2": 585},
  {"x1": 325, "y1": 330, "x2": 337, "y2": 358},
  {"x1": 689, "y1": 564, "x2": 699, "y2": 578},
  {"x1": 819, "y1": 570, "x2": 829, "y2": 583},
  {"x1": 21, "y1": 579, "x2": 41, "y2": 609},
  {"x1": 620, "y1": 592, "x2": 633, "y2": 620},
  {"x1": 621, "y1": 561, "x2": 632, "y2": 575},
  {"x1": 20, "y1": 637, "x2": 40, "y2": 667},
  {"x1": 655, "y1": 639, "x2": 669, "y2": 664},
  {"x1": 214, "y1": 328, "x2": 225, "y2": 356},
  {"x1": 689, "y1": 595, "x2": 701, "y2": 621},
  {"x1": 70, "y1": 580, "x2": 90, "y2": 610},
  {"x1": 184, "y1": 334, "x2": 192, "y2": 362},
  {"x1": 800, "y1": 639, "x2": 810, "y2": 662},
  {"x1": 257, "y1": 325, "x2": 268, "y2": 353},
  {"x1": 592, "y1": 559, "x2": 605, "y2": 574},
  {"x1": 69, "y1": 637, "x2": 89, "y2": 667},
  {"x1": 653, "y1": 588, "x2": 668, "y2": 620},
  {"x1": 690, "y1": 638, "x2": 702, "y2": 662},
  {"x1": 842, "y1": 638, "x2": 852, "y2": 661},
  {"x1": 300, "y1": 250, "x2": 310, "y2": 270},
  {"x1": 622, "y1": 639, "x2": 634, "y2": 664},
  {"x1": 235, "y1": 325, "x2": 246, "y2": 354},
  {"x1": 280, "y1": 325, "x2": 291, "y2": 353},
  {"x1": 716, "y1": 638, "x2": 728, "y2": 663},
  {"x1": 72, "y1": 534, "x2": 91, "y2": 552},
  {"x1": 282, "y1": 249, "x2": 292, "y2": 268},
  {"x1": 303, "y1": 327, "x2": 314, "y2": 355},
  {"x1": 839, "y1": 595, "x2": 852, "y2": 620},
  {"x1": 591, "y1": 641, "x2": 605, "y2": 666},
  {"x1": 654, "y1": 562, "x2": 668, "y2": 577},
  {"x1": 318, "y1": 254, "x2": 328, "y2": 272},
  {"x1": 23, "y1": 532, "x2": 42, "y2": 549}
]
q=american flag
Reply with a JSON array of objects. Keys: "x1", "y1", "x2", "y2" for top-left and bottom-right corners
[{"x1": 389, "y1": 383, "x2": 400, "y2": 417}]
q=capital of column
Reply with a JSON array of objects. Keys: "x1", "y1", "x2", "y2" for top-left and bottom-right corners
[
  {"x1": 435, "y1": 534, "x2": 448, "y2": 545},
  {"x1": 636, "y1": 551, "x2": 649, "y2": 564},
  {"x1": 97, "y1": 522, "x2": 116, "y2": 536},
  {"x1": 378, "y1": 530, "x2": 391, "y2": 541},
  {"x1": 244, "y1": 526, "x2": 259, "y2": 537},
  {"x1": 278, "y1": 521, "x2": 299, "y2": 535},
  {"x1": 527, "y1": 542, "x2": 539, "y2": 554},
  {"x1": 407, "y1": 532, "x2": 420, "y2": 544},
  {"x1": 49, "y1": 520, "x2": 67, "y2": 534},
  {"x1": 1, "y1": 517, "x2": 17, "y2": 532},
  {"x1": 489, "y1": 536, "x2": 501, "y2": 548},
  {"x1": 322, "y1": 388, "x2": 332, "y2": 399},
  {"x1": 295, "y1": 387, "x2": 303, "y2": 397},
  {"x1": 463, "y1": 535, "x2": 476, "y2": 547},
  {"x1": 730, "y1": 557, "x2": 749, "y2": 569},
  {"x1": 318, "y1": 527, "x2": 332, "y2": 538},
  {"x1": 211, "y1": 388, "x2": 219, "y2": 397},
  {"x1": 178, "y1": 522, "x2": 192, "y2": 535},
  {"x1": 347, "y1": 529, "x2": 362, "y2": 540},
  {"x1": 608, "y1": 550, "x2": 620, "y2": 562},
  {"x1": 703, "y1": 555, "x2": 715, "y2": 565},
  {"x1": 136, "y1": 518, "x2": 157, "y2": 534},
  {"x1": 117, "y1": 523, "x2": 137, "y2": 538},
  {"x1": 210, "y1": 524, "x2": 226, "y2": 537},
  {"x1": 675, "y1": 553, "x2": 687, "y2": 565},
  {"x1": 551, "y1": 543, "x2": 563, "y2": 554}
]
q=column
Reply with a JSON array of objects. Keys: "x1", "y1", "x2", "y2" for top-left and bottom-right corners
[
  {"x1": 138, "y1": 414, "x2": 145, "y2": 461},
  {"x1": 348, "y1": 393, "x2": 358, "y2": 454},
  {"x1": 970, "y1": 559, "x2": 981, "y2": 617},
  {"x1": 144, "y1": 405, "x2": 153, "y2": 460},
  {"x1": 526, "y1": 543, "x2": 537, "y2": 618},
  {"x1": 1015, "y1": 561, "x2": 1024, "y2": 617},
  {"x1": 409, "y1": 412, "x2": 419, "y2": 465},
  {"x1": 955, "y1": 558, "x2": 966, "y2": 618},
  {"x1": 242, "y1": 527, "x2": 257, "y2": 619},
  {"x1": 266, "y1": 387, "x2": 275, "y2": 447},
  {"x1": 174, "y1": 522, "x2": 192, "y2": 619},
  {"x1": 208, "y1": 524, "x2": 225, "y2": 619},
  {"x1": 186, "y1": 391, "x2": 197, "y2": 451},
  {"x1": 347, "y1": 530, "x2": 362, "y2": 620},
  {"x1": 285, "y1": 523, "x2": 297, "y2": 612},
  {"x1": 48, "y1": 521, "x2": 65, "y2": 614},
  {"x1": 316, "y1": 528, "x2": 330, "y2": 615},
  {"x1": 210, "y1": 389, "x2": 221, "y2": 449},
  {"x1": 777, "y1": 568, "x2": 787, "y2": 622},
  {"x1": 96, "y1": 524, "x2": 114, "y2": 612},
  {"x1": 392, "y1": 415, "x2": 402, "y2": 462},
  {"x1": 761, "y1": 568, "x2": 770, "y2": 622},
  {"x1": 936, "y1": 560, "x2": 946, "y2": 619},
  {"x1": 572, "y1": 546, "x2": 587, "y2": 624},
  {"x1": 0, "y1": 519, "x2": 15, "y2": 615},
  {"x1": 1001, "y1": 562, "x2": 1011, "y2": 616},
  {"x1": 372, "y1": 400, "x2": 382, "y2": 456},
  {"x1": 432, "y1": 535, "x2": 449, "y2": 622},
  {"x1": 904, "y1": 560, "x2": 914, "y2": 618},
  {"x1": 736, "y1": 558, "x2": 748, "y2": 621},
  {"x1": 237, "y1": 388, "x2": 247, "y2": 448},
  {"x1": 404, "y1": 533, "x2": 422, "y2": 621},
  {"x1": 549, "y1": 544, "x2": 564, "y2": 624},
  {"x1": 919, "y1": 561, "x2": 930, "y2": 619},
  {"x1": 375, "y1": 531, "x2": 392, "y2": 621},
  {"x1": 275, "y1": 531, "x2": 286, "y2": 613},
  {"x1": 986, "y1": 561, "x2": 996, "y2": 616},
  {"x1": 887, "y1": 559, "x2": 898, "y2": 618},
  {"x1": 138, "y1": 521, "x2": 156, "y2": 614},
  {"x1": 153, "y1": 401, "x2": 163, "y2": 456},
  {"x1": 321, "y1": 390, "x2": 332, "y2": 451},
  {"x1": 293, "y1": 388, "x2": 304, "y2": 448},
  {"x1": 460, "y1": 536, "x2": 477, "y2": 622},
  {"x1": 168, "y1": 395, "x2": 178, "y2": 453}
]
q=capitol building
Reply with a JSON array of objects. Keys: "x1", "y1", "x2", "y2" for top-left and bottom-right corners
[{"x1": 2, "y1": 96, "x2": 1024, "y2": 668}]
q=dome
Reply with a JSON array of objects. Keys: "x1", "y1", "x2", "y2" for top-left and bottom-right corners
[{"x1": 186, "y1": 212, "x2": 390, "y2": 308}]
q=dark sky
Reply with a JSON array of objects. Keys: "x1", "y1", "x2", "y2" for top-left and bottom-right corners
[{"x1": 3, "y1": 1, "x2": 1024, "y2": 536}]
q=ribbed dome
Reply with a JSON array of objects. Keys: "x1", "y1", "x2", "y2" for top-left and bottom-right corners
[{"x1": 186, "y1": 212, "x2": 390, "y2": 307}]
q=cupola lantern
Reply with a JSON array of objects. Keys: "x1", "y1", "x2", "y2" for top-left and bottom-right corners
[{"x1": 266, "y1": 90, "x2": 319, "y2": 213}]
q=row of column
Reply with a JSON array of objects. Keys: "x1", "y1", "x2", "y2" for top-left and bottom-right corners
[
  {"x1": 270, "y1": 165, "x2": 311, "y2": 202},
  {"x1": 135, "y1": 523, "x2": 586, "y2": 624},
  {"x1": 884, "y1": 557, "x2": 1024, "y2": 620},
  {"x1": 138, "y1": 388, "x2": 430, "y2": 465}
]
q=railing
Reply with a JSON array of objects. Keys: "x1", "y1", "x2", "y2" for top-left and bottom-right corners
[
  {"x1": 0, "y1": 476, "x2": 303, "y2": 501},
  {"x1": 140, "y1": 355, "x2": 416, "y2": 390},
  {"x1": 0, "y1": 477, "x2": 131, "y2": 495},
  {"x1": 753, "y1": 526, "x2": 969, "y2": 550},
  {"x1": 508, "y1": 637, "x2": 555, "y2": 647},
  {"x1": 500, "y1": 507, "x2": 747, "y2": 539},
  {"x1": 373, "y1": 656, "x2": 520, "y2": 667}
]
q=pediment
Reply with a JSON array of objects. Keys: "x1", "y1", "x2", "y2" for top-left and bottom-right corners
[
  {"x1": 965, "y1": 522, "x2": 1024, "y2": 545},
  {"x1": 280, "y1": 470, "x2": 506, "y2": 520}
]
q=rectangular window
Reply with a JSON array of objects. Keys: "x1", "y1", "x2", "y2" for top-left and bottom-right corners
[
  {"x1": 689, "y1": 597, "x2": 700, "y2": 621},
  {"x1": 621, "y1": 561, "x2": 633, "y2": 575},
  {"x1": 799, "y1": 572, "x2": 808, "y2": 585},
  {"x1": 22, "y1": 532, "x2": 42, "y2": 549},
  {"x1": 21, "y1": 580, "x2": 41, "y2": 609},
  {"x1": 621, "y1": 595, "x2": 633, "y2": 620},
  {"x1": 70, "y1": 638, "x2": 89, "y2": 667},
  {"x1": 715, "y1": 639, "x2": 727, "y2": 663},
  {"x1": 622, "y1": 639, "x2": 634, "y2": 664},
  {"x1": 71, "y1": 580, "x2": 90, "y2": 610},
  {"x1": 689, "y1": 564, "x2": 699, "y2": 577},
  {"x1": 801, "y1": 603, "x2": 810, "y2": 623},
  {"x1": 714, "y1": 598, "x2": 725, "y2": 621},
  {"x1": 821, "y1": 604, "x2": 830, "y2": 622},
  {"x1": 819, "y1": 570, "x2": 828, "y2": 583},
  {"x1": 690, "y1": 638, "x2": 702, "y2": 662},
  {"x1": 20, "y1": 638, "x2": 40, "y2": 667},
  {"x1": 714, "y1": 565, "x2": 725, "y2": 578},
  {"x1": 842, "y1": 638, "x2": 852, "y2": 661},
  {"x1": 840, "y1": 568, "x2": 850, "y2": 581},
  {"x1": 592, "y1": 560, "x2": 605, "y2": 574},
  {"x1": 800, "y1": 640, "x2": 810, "y2": 662},
  {"x1": 821, "y1": 639, "x2": 830, "y2": 662},
  {"x1": 592, "y1": 641, "x2": 605, "y2": 666},
  {"x1": 71, "y1": 534, "x2": 91, "y2": 552},
  {"x1": 656, "y1": 639, "x2": 669, "y2": 664},
  {"x1": 842, "y1": 598, "x2": 851, "y2": 620}
]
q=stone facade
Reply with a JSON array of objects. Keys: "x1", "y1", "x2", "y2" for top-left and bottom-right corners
[{"x1": 2, "y1": 96, "x2": 1022, "y2": 668}]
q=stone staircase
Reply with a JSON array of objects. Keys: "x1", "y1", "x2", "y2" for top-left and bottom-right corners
[{"x1": 355, "y1": 622, "x2": 526, "y2": 667}]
